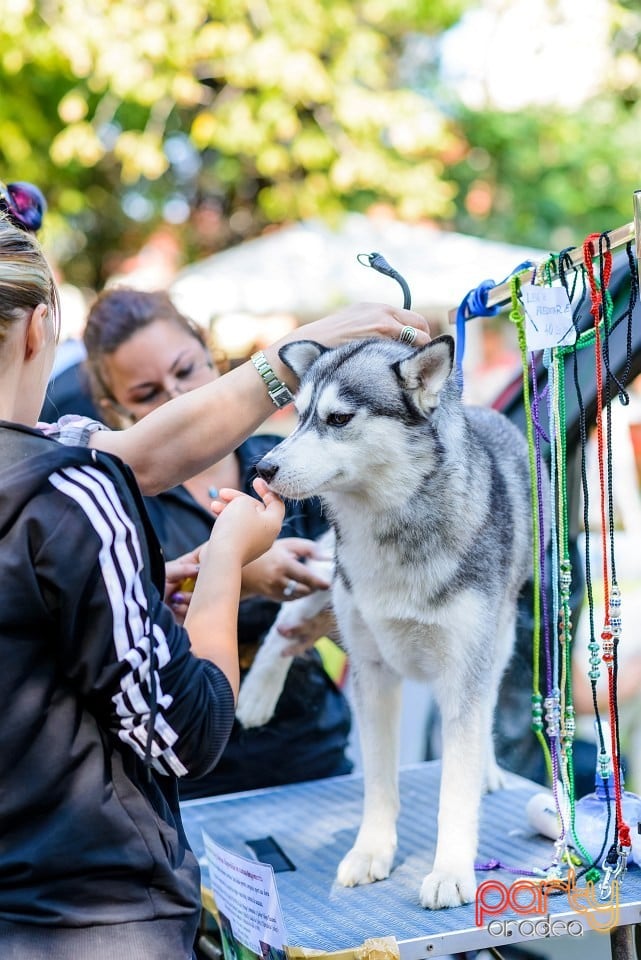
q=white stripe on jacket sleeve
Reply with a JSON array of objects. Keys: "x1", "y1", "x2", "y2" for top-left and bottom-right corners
[{"x1": 49, "y1": 464, "x2": 188, "y2": 776}]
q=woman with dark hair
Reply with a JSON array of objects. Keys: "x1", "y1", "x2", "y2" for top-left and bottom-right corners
[{"x1": 83, "y1": 287, "x2": 354, "y2": 797}]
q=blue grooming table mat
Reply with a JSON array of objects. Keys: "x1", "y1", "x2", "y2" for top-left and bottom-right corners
[{"x1": 181, "y1": 761, "x2": 641, "y2": 957}]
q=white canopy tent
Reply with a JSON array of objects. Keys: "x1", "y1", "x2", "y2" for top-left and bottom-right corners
[{"x1": 170, "y1": 213, "x2": 545, "y2": 329}]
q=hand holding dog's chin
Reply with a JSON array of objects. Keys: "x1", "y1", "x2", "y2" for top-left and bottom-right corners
[{"x1": 209, "y1": 483, "x2": 285, "y2": 568}]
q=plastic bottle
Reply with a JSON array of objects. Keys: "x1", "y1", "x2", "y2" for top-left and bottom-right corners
[
  {"x1": 573, "y1": 724, "x2": 641, "y2": 866},
  {"x1": 526, "y1": 790, "x2": 564, "y2": 841}
]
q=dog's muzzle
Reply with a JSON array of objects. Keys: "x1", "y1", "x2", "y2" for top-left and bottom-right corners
[{"x1": 256, "y1": 457, "x2": 278, "y2": 484}]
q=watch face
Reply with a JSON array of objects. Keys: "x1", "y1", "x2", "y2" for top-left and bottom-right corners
[
  {"x1": 251, "y1": 351, "x2": 293, "y2": 406},
  {"x1": 271, "y1": 383, "x2": 293, "y2": 407}
]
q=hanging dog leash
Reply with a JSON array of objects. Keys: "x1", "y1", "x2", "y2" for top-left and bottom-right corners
[
  {"x1": 539, "y1": 233, "x2": 638, "y2": 891},
  {"x1": 582, "y1": 232, "x2": 633, "y2": 893},
  {"x1": 508, "y1": 266, "x2": 599, "y2": 881},
  {"x1": 357, "y1": 251, "x2": 413, "y2": 310}
]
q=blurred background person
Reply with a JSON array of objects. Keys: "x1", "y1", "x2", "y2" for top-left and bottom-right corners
[{"x1": 82, "y1": 287, "x2": 354, "y2": 797}]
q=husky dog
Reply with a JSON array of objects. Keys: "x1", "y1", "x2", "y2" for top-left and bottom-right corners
[{"x1": 254, "y1": 334, "x2": 535, "y2": 909}]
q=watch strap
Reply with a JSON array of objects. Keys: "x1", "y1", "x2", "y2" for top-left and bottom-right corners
[{"x1": 250, "y1": 351, "x2": 294, "y2": 408}]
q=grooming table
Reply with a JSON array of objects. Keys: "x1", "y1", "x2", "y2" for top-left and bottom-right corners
[{"x1": 181, "y1": 761, "x2": 641, "y2": 959}]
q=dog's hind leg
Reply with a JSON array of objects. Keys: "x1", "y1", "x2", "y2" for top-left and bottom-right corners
[
  {"x1": 419, "y1": 672, "x2": 489, "y2": 909},
  {"x1": 336, "y1": 651, "x2": 402, "y2": 887}
]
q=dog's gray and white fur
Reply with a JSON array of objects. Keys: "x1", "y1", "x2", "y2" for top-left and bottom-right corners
[{"x1": 252, "y1": 334, "x2": 535, "y2": 909}]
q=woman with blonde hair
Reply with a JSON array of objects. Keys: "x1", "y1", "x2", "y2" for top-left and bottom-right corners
[{"x1": 0, "y1": 201, "x2": 428, "y2": 957}]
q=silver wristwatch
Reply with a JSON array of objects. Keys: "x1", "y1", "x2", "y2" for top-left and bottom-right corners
[{"x1": 251, "y1": 351, "x2": 294, "y2": 408}]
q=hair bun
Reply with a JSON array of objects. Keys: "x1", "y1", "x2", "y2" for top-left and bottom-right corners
[{"x1": 2, "y1": 181, "x2": 47, "y2": 232}]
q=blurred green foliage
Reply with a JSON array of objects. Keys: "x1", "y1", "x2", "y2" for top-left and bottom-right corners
[
  {"x1": 425, "y1": 1, "x2": 641, "y2": 254},
  {"x1": 0, "y1": 0, "x2": 469, "y2": 286},
  {"x1": 444, "y1": 99, "x2": 641, "y2": 255},
  {"x1": 1, "y1": 0, "x2": 641, "y2": 288}
]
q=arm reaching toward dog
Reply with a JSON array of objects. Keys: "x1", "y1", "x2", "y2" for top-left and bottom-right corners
[
  {"x1": 90, "y1": 302, "x2": 429, "y2": 495},
  {"x1": 184, "y1": 479, "x2": 285, "y2": 700}
]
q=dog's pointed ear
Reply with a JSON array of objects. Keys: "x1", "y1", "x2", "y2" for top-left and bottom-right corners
[
  {"x1": 393, "y1": 335, "x2": 455, "y2": 413},
  {"x1": 278, "y1": 340, "x2": 327, "y2": 380}
]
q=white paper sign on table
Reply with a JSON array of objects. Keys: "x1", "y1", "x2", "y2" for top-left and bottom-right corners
[{"x1": 202, "y1": 831, "x2": 289, "y2": 960}]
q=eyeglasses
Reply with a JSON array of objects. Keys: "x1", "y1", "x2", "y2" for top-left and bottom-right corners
[
  {"x1": 0, "y1": 180, "x2": 47, "y2": 233},
  {"x1": 109, "y1": 355, "x2": 215, "y2": 423}
]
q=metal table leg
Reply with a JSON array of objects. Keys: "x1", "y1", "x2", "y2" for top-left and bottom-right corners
[{"x1": 610, "y1": 923, "x2": 638, "y2": 960}]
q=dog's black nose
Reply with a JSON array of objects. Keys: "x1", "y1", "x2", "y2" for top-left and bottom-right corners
[{"x1": 256, "y1": 458, "x2": 279, "y2": 484}]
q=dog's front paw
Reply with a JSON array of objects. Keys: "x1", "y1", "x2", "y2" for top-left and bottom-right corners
[
  {"x1": 235, "y1": 683, "x2": 281, "y2": 729},
  {"x1": 484, "y1": 760, "x2": 507, "y2": 793},
  {"x1": 336, "y1": 843, "x2": 395, "y2": 887},
  {"x1": 419, "y1": 868, "x2": 476, "y2": 909}
]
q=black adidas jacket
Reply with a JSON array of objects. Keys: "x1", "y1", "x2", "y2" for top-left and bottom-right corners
[{"x1": 0, "y1": 422, "x2": 235, "y2": 953}]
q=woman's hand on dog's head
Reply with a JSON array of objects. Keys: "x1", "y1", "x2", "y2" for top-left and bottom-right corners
[{"x1": 278, "y1": 302, "x2": 431, "y2": 350}]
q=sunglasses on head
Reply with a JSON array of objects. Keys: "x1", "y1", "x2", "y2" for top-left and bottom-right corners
[{"x1": 0, "y1": 180, "x2": 47, "y2": 233}]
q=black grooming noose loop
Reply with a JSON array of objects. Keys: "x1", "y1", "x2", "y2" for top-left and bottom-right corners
[{"x1": 357, "y1": 251, "x2": 412, "y2": 309}]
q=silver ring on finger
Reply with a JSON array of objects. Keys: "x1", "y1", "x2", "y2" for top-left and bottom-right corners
[
  {"x1": 283, "y1": 579, "x2": 297, "y2": 598},
  {"x1": 398, "y1": 324, "x2": 418, "y2": 346}
]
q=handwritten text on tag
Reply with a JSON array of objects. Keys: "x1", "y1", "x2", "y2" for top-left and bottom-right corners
[{"x1": 522, "y1": 284, "x2": 576, "y2": 350}]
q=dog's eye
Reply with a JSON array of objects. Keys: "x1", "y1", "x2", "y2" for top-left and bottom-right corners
[{"x1": 327, "y1": 413, "x2": 354, "y2": 427}]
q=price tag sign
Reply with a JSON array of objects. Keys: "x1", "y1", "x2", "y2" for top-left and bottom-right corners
[{"x1": 521, "y1": 284, "x2": 576, "y2": 350}]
